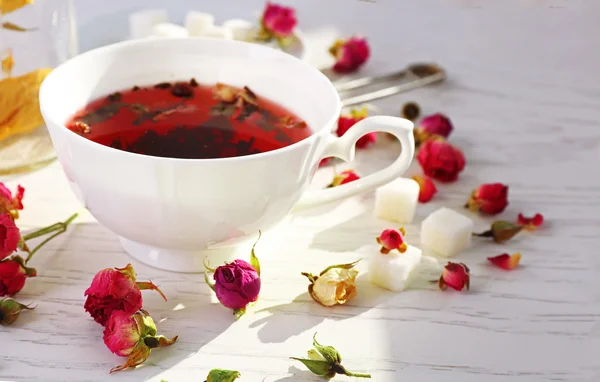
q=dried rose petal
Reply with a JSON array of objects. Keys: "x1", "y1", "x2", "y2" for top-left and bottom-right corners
[
  {"x1": 438, "y1": 262, "x2": 470, "y2": 291},
  {"x1": 487, "y1": 253, "x2": 521, "y2": 270},
  {"x1": 411, "y1": 175, "x2": 437, "y2": 203},
  {"x1": 327, "y1": 170, "x2": 359, "y2": 188},
  {"x1": 517, "y1": 213, "x2": 544, "y2": 230}
]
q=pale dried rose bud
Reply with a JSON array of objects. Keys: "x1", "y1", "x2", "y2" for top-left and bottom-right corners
[
  {"x1": 301, "y1": 261, "x2": 359, "y2": 307},
  {"x1": 488, "y1": 253, "x2": 521, "y2": 270}
]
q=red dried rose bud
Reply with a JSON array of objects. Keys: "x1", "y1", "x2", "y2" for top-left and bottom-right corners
[
  {"x1": 438, "y1": 262, "x2": 470, "y2": 291},
  {"x1": 0, "y1": 297, "x2": 34, "y2": 325},
  {"x1": 517, "y1": 213, "x2": 544, "y2": 230},
  {"x1": 327, "y1": 170, "x2": 360, "y2": 188},
  {"x1": 419, "y1": 113, "x2": 453, "y2": 139},
  {"x1": 488, "y1": 253, "x2": 521, "y2": 270},
  {"x1": 417, "y1": 138, "x2": 465, "y2": 182},
  {"x1": 474, "y1": 220, "x2": 523, "y2": 243},
  {"x1": 260, "y1": 2, "x2": 297, "y2": 38},
  {"x1": 336, "y1": 107, "x2": 376, "y2": 149},
  {"x1": 329, "y1": 36, "x2": 370, "y2": 73},
  {"x1": 0, "y1": 213, "x2": 20, "y2": 261},
  {"x1": 0, "y1": 183, "x2": 24, "y2": 219},
  {"x1": 465, "y1": 183, "x2": 509, "y2": 215},
  {"x1": 84, "y1": 264, "x2": 167, "y2": 326},
  {"x1": 411, "y1": 175, "x2": 437, "y2": 203},
  {"x1": 0, "y1": 256, "x2": 36, "y2": 297},
  {"x1": 104, "y1": 309, "x2": 178, "y2": 374},
  {"x1": 213, "y1": 259, "x2": 261, "y2": 311},
  {"x1": 376, "y1": 227, "x2": 408, "y2": 254}
]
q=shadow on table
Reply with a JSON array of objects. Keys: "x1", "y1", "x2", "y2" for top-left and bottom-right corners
[{"x1": 266, "y1": 366, "x2": 324, "y2": 382}]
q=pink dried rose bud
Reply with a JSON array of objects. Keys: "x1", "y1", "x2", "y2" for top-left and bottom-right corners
[
  {"x1": 419, "y1": 113, "x2": 453, "y2": 139},
  {"x1": 474, "y1": 220, "x2": 523, "y2": 243},
  {"x1": 0, "y1": 297, "x2": 34, "y2": 326},
  {"x1": 376, "y1": 227, "x2": 408, "y2": 254},
  {"x1": 329, "y1": 36, "x2": 370, "y2": 73},
  {"x1": 0, "y1": 183, "x2": 24, "y2": 219},
  {"x1": 301, "y1": 261, "x2": 359, "y2": 307},
  {"x1": 487, "y1": 253, "x2": 521, "y2": 270},
  {"x1": 437, "y1": 262, "x2": 470, "y2": 291},
  {"x1": 517, "y1": 213, "x2": 544, "y2": 230},
  {"x1": 104, "y1": 309, "x2": 178, "y2": 374},
  {"x1": 84, "y1": 263, "x2": 167, "y2": 326},
  {"x1": 0, "y1": 213, "x2": 21, "y2": 261},
  {"x1": 259, "y1": 2, "x2": 297, "y2": 40},
  {"x1": 0, "y1": 255, "x2": 36, "y2": 297},
  {"x1": 336, "y1": 107, "x2": 376, "y2": 149},
  {"x1": 411, "y1": 175, "x2": 437, "y2": 203},
  {"x1": 417, "y1": 138, "x2": 465, "y2": 182},
  {"x1": 465, "y1": 183, "x2": 509, "y2": 215},
  {"x1": 327, "y1": 169, "x2": 360, "y2": 188}
]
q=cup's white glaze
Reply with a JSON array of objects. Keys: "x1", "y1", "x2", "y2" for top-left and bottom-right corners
[{"x1": 39, "y1": 37, "x2": 414, "y2": 272}]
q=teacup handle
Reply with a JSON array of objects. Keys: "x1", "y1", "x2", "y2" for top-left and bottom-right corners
[{"x1": 295, "y1": 116, "x2": 415, "y2": 209}]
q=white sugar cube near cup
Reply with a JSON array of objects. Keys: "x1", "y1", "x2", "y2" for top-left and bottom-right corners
[
  {"x1": 374, "y1": 177, "x2": 420, "y2": 223},
  {"x1": 128, "y1": 9, "x2": 168, "y2": 39},
  {"x1": 151, "y1": 23, "x2": 189, "y2": 38},
  {"x1": 202, "y1": 25, "x2": 234, "y2": 40},
  {"x1": 185, "y1": 11, "x2": 215, "y2": 36},
  {"x1": 421, "y1": 207, "x2": 473, "y2": 257},
  {"x1": 368, "y1": 245, "x2": 422, "y2": 292},
  {"x1": 222, "y1": 18, "x2": 255, "y2": 41}
]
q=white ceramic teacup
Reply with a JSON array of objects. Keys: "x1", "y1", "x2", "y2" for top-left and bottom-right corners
[{"x1": 39, "y1": 37, "x2": 415, "y2": 272}]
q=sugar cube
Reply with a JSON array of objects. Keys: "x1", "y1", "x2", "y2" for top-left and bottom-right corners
[
  {"x1": 201, "y1": 25, "x2": 234, "y2": 40},
  {"x1": 421, "y1": 207, "x2": 473, "y2": 257},
  {"x1": 128, "y1": 9, "x2": 168, "y2": 39},
  {"x1": 184, "y1": 11, "x2": 215, "y2": 36},
  {"x1": 222, "y1": 18, "x2": 255, "y2": 41},
  {"x1": 368, "y1": 244, "x2": 422, "y2": 291},
  {"x1": 151, "y1": 23, "x2": 189, "y2": 38},
  {"x1": 374, "y1": 177, "x2": 420, "y2": 223}
]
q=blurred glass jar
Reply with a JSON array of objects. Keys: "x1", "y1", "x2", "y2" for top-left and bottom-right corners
[{"x1": 0, "y1": 0, "x2": 77, "y2": 175}]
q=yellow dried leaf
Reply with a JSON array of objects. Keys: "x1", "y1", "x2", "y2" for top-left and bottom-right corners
[
  {"x1": 1, "y1": 49, "x2": 14, "y2": 75},
  {"x1": 0, "y1": 0, "x2": 34, "y2": 15},
  {"x1": 0, "y1": 68, "x2": 52, "y2": 141},
  {"x1": 1, "y1": 21, "x2": 35, "y2": 32}
]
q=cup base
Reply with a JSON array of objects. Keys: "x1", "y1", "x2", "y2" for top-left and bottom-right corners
[{"x1": 119, "y1": 236, "x2": 245, "y2": 273}]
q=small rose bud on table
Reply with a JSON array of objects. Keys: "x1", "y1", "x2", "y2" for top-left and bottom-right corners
[
  {"x1": 421, "y1": 207, "x2": 473, "y2": 257},
  {"x1": 0, "y1": 297, "x2": 34, "y2": 325},
  {"x1": 374, "y1": 178, "x2": 420, "y2": 223},
  {"x1": 302, "y1": 261, "x2": 359, "y2": 307}
]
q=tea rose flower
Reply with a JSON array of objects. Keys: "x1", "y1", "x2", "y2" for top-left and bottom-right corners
[
  {"x1": 0, "y1": 213, "x2": 21, "y2": 260},
  {"x1": 0, "y1": 183, "x2": 24, "y2": 219},
  {"x1": 0, "y1": 256, "x2": 36, "y2": 297},
  {"x1": 327, "y1": 169, "x2": 360, "y2": 188},
  {"x1": 376, "y1": 227, "x2": 407, "y2": 254},
  {"x1": 488, "y1": 253, "x2": 521, "y2": 270},
  {"x1": 260, "y1": 2, "x2": 297, "y2": 38},
  {"x1": 465, "y1": 183, "x2": 509, "y2": 215},
  {"x1": 336, "y1": 107, "x2": 376, "y2": 149},
  {"x1": 437, "y1": 262, "x2": 470, "y2": 291},
  {"x1": 419, "y1": 113, "x2": 453, "y2": 139},
  {"x1": 213, "y1": 259, "x2": 261, "y2": 311},
  {"x1": 84, "y1": 264, "x2": 167, "y2": 326},
  {"x1": 103, "y1": 309, "x2": 178, "y2": 374},
  {"x1": 329, "y1": 36, "x2": 370, "y2": 73},
  {"x1": 301, "y1": 261, "x2": 359, "y2": 307},
  {"x1": 0, "y1": 297, "x2": 34, "y2": 326},
  {"x1": 416, "y1": 138, "x2": 465, "y2": 182},
  {"x1": 411, "y1": 175, "x2": 437, "y2": 203}
]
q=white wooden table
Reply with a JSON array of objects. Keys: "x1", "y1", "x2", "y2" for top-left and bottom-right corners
[{"x1": 2, "y1": 1, "x2": 598, "y2": 381}]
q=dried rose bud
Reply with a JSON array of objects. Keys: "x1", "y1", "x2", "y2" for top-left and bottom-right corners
[
  {"x1": 411, "y1": 175, "x2": 437, "y2": 203},
  {"x1": 327, "y1": 169, "x2": 360, "y2": 188},
  {"x1": 291, "y1": 333, "x2": 371, "y2": 379},
  {"x1": 329, "y1": 36, "x2": 370, "y2": 73},
  {"x1": 0, "y1": 182, "x2": 24, "y2": 219},
  {"x1": 465, "y1": 183, "x2": 509, "y2": 215},
  {"x1": 260, "y1": 2, "x2": 297, "y2": 39},
  {"x1": 488, "y1": 253, "x2": 521, "y2": 270},
  {"x1": 473, "y1": 220, "x2": 523, "y2": 243},
  {"x1": 437, "y1": 262, "x2": 470, "y2": 291},
  {"x1": 301, "y1": 261, "x2": 359, "y2": 307},
  {"x1": 0, "y1": 213, "x2": 21, "y2": 261},
  {"x1": 518, "y1": 213, "x2": 544, "y2": 230},
  {"x1": 417, "y1": 138, "x2": 465, "y2": 182},
  {"x1": 419, "y1": 113, "x2": 453, "y2": 139},
  {"x1": 84, "y1": 264, "x2": 167, "y2": 326},
  {"x1": 206, "y1": 369, "x2": 242, "y2": 382},
  {"x1": 376, "y1": 227, "x2": 408, "y2": 254},
  {"x1": 401, "y1": 102, "x2": 420, "y2": 121},
  {"x1": 0, "y1": 255, "x2": 36, "y2": 296},
  {"x1": 336, "y1": 107, "x2": 376, "y2": 149},
  {"x1": 0, "y1": 297, "x2": 34, "y2": 325},
  {"x1": 104, "y1": 309, "x2": 178, "y2": 374}
]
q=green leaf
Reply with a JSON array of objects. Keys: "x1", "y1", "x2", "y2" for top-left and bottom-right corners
[
  {"x1": 290, "y1": 357, "x2": 335, "y2": 378},
  {"x1": 1, "y1": 22, "x2": 36, "y2": 32},
  {"x1": 312, "y1": 333, "x2": 342, "y2": 363},
  {"x1": 206, "y1": 368, "x2": 241, "y2": 382},
  {"x1": 319, "y1": 259, "x2": 361, "y2": 276},
  {"x1": 249, "y1": 230, "x2": 261, "y2": 276}
]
